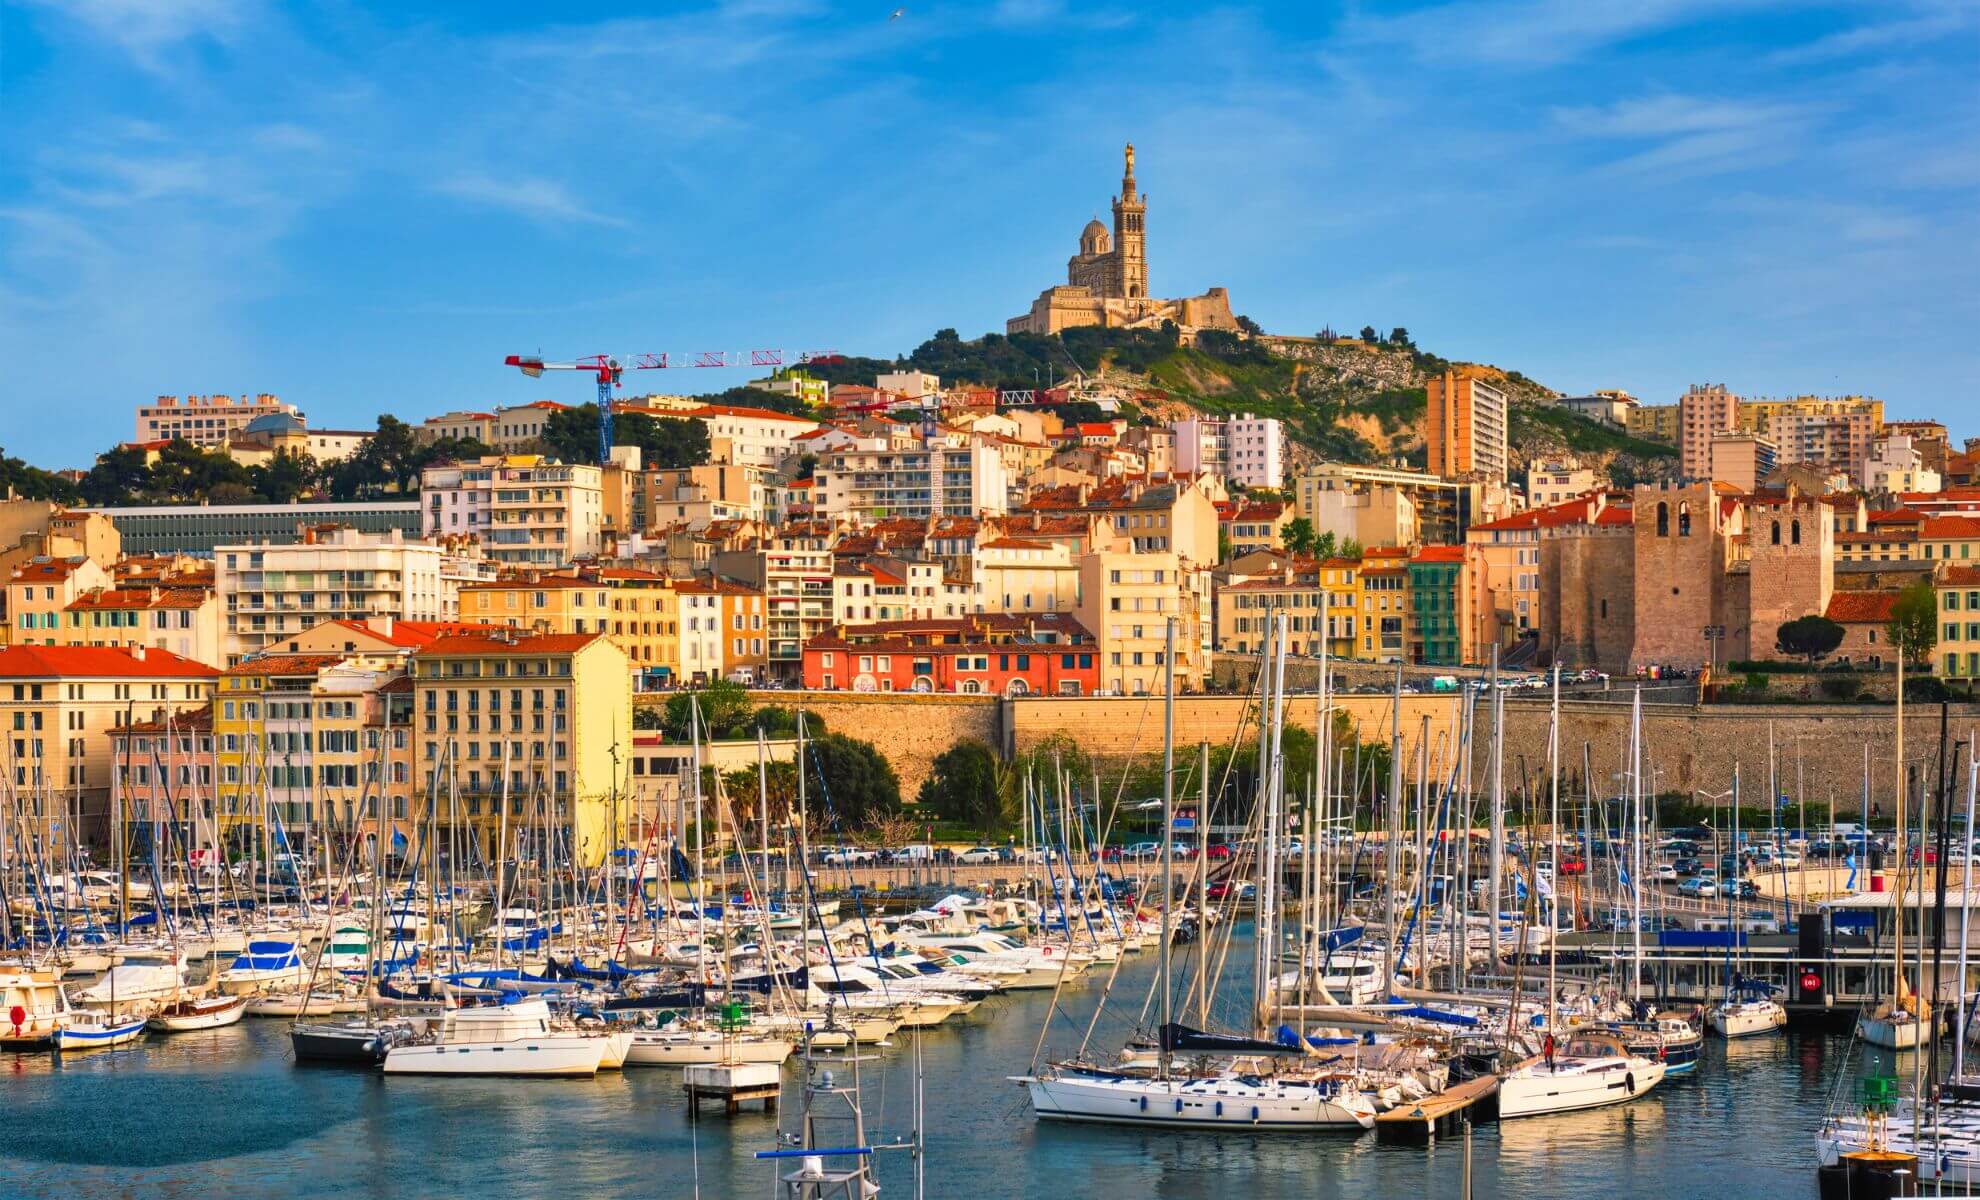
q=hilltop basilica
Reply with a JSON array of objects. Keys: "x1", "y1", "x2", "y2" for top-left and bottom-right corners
[{"x1": 1005, "y1": 144, "x2": 1240, "y2": 336}]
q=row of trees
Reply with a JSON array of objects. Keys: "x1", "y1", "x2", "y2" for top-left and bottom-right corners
[{"x1": 1278, "y1": 518, "x2": 1361, "y2": 562}]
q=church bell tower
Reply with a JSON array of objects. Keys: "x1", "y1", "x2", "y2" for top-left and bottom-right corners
[{"x1": 1111, "y1": 142, "x2": 1146, "y2": 300}]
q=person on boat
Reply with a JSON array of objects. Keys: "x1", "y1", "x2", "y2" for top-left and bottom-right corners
[{"x1": 1543, "y1": 1031, "x2": 1556, "y2": 1072}]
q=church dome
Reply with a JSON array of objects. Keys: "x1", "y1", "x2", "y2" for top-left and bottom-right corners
[
  {"x1": 1082, "y1": 218, "x2": 1107, "y2": 239},
  {"x1": 1079, "y1": 218, "x2": 1111, "y2": 255},
  {"x1": 243, "y1": 412, "x2": 306, "y2": 436}
]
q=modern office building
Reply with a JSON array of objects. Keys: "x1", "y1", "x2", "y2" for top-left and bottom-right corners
[
  {"x1": 134, "y1": 394, "x2": 298, "y2": 447},
  {"x1": 90, "y1": 502, "x2": 421, "y2": 555}
]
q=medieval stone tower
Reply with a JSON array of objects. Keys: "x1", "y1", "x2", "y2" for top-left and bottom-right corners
[
  {"x1": 1629, "y1": 482, "x2": 1745, "y2": 670},
  {"x1": 1745, "y1": 490, "x2": 1835, "y2": 654},
  {"x1": 1112, "y1": 142, "x2": 1146, "y2": 300}
]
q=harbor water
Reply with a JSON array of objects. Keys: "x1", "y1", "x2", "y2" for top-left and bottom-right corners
[{"x1": 0, "y1": 934, "x2": 1900, "y2": 1199}]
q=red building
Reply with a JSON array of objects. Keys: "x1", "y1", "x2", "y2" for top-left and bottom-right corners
[{"x1": 802, "y1": 613, "x2": 1099, "y2": 695}]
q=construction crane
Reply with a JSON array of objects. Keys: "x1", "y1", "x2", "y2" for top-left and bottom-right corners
[{"x1": 502, "y1": 348, "x2": 843, "y2": 465}]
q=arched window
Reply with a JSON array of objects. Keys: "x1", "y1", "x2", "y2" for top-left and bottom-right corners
[
  {"x1": 1656, "y1": 502, "x2": 1670, "y2": 537},
  {"x1": 1771, "y1": 521, "x2": 1781, "y2": 545},
  {"x1": 1678, "y1": 502, "x2": 1692, "y2": 537},
  {"x1": 1791, "y1": 519, "x2": 1802, "y2": 545}
]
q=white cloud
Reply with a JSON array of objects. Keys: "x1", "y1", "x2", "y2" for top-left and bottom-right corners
[
  {"x1": 24, "y1": 0, "x2": 254, "y2": 70},
  {"x1": 1344, "y1": 0, "x2": 1775, "y2": 66},
  {"x1": 432, "y1": 174, "x2": 630, "y2": 229}
]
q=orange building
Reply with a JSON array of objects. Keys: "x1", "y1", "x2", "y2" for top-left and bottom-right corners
[{"x1": 1426, "y1": 370, "x2": 1509, "y2": 480}]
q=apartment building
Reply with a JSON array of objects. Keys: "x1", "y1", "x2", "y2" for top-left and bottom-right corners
[
  {"x1": 687, "y1": 403, "x2": 821, "y2": 469},
  {"x1": 1171, "y1": 414, "x2": 1285, "y2": 488},
  {"x1": 419, "y1": 456, "x2": 605, "y2": 566},
  {"x1": 1356, "y1": 548, "x2": 1411, "y2": 661},
  {"x1": 713, "y1": 524, "x2": 836, "y2": 679},
  {"x1": 134, "y1": 393, "x2": 297, "y2": 447},
  {"x1": 215, "y1": 527, "x2": 492, "y2": 663},
  {"x1": 419, "y1": 410, "x2": 496, "y2": 444},
  {"x1": 1865, "y1": 433, "x2": 1942, "y2": 494},
  {"x1": 970, "y1": 537, "x2": 1081, "y2": 615},
  {"x1": 0, "y1": 645, "x2": 217, "y2": 853},
  {"x1": 1074, "y1": 551, "x2": 1206, "y2": 695},
  {"x1": 1627, "y1": 403, "x2": 1680, "y2": 445},
  {"x1": 486, "y1": 401, "x2": 570, "y2": 452},
  {"x1": 1407, "y1": 546, "x2": 1474, "y2": 666},
  {"x1": 459, "y1": 569, "x2": 681, "y2": 685},
  {"x1": 802, "y1": 613, "x2": 1098, "y2": 695},
  {"x1": 1772, "y1": 406, "x2": 1880, "y2": 482},
  {"x1": 1525, "y1": 460, "x2": 1596, "y2": 509},
  {"x1": 1710, "y1": 432, "x2": 1779, "y2": 492},
  {"x1": 410, "y1": 629, "x2": 632, "y2": 865},
  {"x1": 1678, "y1": 384, "x2": 1741, "y2": 481},
  {"x1": 59, "y1": 585, "x2": 222, "y2": 667},
  {"x1": 7, "y1": 556, "x2": 112, "y2": 646},
  {"x1": 814, "y1": 437, "x2": 1009, "y2": 520},
  {"x1": 1466, "y1": 509, "x2": 1544, "y2": 644},
  {"x1": 1426, "y1": 370, "x2": 1510, "y2": 480}
]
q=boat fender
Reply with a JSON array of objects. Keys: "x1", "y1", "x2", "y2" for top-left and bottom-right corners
[
  {"x1": 1625, "y1": 1072, "x2": 1636, "y2": 1095},
  {"x1": 1215, "y1": 1102, "x2": 1223, "y2": 1116},
  {"x1": 1251, "y1": 1107, "x2": 1259, "y2": 1122},
  {"x1": 1658, "y1": 1046, "x2": 1666, "y2": 1062},
  {"x1": 1139, "y1": 1096, "x2": 1147, "y2": 1111},
  {"x1": 1175, "y1": 1099, "x2": 1184, "y2": 1113},
  {"x1": 8, "y1": 1005, "x2": 22, "y2": 1035}
]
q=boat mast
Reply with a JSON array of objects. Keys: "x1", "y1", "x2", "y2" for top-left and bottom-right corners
[
  {"x1": 1546, "y1": 663, "x2": 1560, "y2": 1037},
  {"x1": 1158, "y1": 617, "x2": 1175, "y2": 1078}
]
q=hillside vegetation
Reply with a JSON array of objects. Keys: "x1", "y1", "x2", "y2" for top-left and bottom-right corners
[{"x1": 761, "y1": 325, "x2": 1677, "y2": 482}]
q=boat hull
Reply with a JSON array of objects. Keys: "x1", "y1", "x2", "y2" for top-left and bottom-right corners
[
  {"x1": 1498, "y1": 1059, "x2": 1666, "y2": 1119},
  {"x1": 52, "y1": 1018, "x2": 148, "y2": 1052},
  {"x1": 1020, "y1": 1072, "x2": 1375, "y2": 1130},
  {"x1": 382, "y1": 1037, "x2": 606, "y2": 1077},
  {"x1": 148, "y1": 996, "x2": 247, "y2": 1032}
]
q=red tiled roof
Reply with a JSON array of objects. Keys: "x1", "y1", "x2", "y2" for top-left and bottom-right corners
[
  {"x1": 682, "y1": 403, "x2": 818, "y2": 425},
  {"x1": 323, "y1": 619, "x2": 495, "y2": 647},
  {"x1": 1411, "y1": 545, "x2": 1468, "y2": 564},
  {"x1": 9, "y1": 558, "x2": 91, "y2": 583},
  {"x1": 224, "y1": 653, "x2": 353, "y2": 676},
  {"x1": 1825, "y1": 591, "x2": 1899, "y2": 623},
  {"x1": 0, "y1": 646, "x2": 216, "y2": 679},
  {"x1": 66, "y1": 587, "x2": 209, "y2": 611},
  {"x1": 1922, "y1": 515, "x2": 1980, "y2": 538},
  {"x1": 981, "y1": 537, "x2": 1055, "y2": 551},
  {"x1": 1941, "y1": 565, "x2": 1980, "y2": 587}
]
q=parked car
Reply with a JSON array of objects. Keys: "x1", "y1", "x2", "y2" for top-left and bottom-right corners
[
  {"x1": 1123, "y1": 841, "x2": 1162, "y2": 861},
  {"x1": 820, "y1": 847, "x2": 873, "y2": 866},
  {"x1": 1679, "y1": 877, "x2": 1718, "y2": 898},
  {"x1": 1558, "y1": 855, "x2": 1587, "y2": 876},
  {"x1": 1204, "y1": 843, "x2": 1235, "y2": 860},
  {"x1": 1205, "y1": 880, "x2": 1254, "y2": 903},
  {"x1": 1652, "y1": 863, "x2": 1678, "y2": 882},
  {"x1": 956, "y1": 846, "x2": 999, "y2": 865}
]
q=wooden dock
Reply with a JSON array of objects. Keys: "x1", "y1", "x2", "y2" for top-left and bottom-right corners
[{"x1": 1373, "y1": 1073, "x2": 1500, "y2": 1142}]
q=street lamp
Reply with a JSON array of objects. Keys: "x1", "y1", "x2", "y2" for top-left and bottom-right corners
[{"x1": 1701, "y1": 625, "x2": 1725, "y2": 680}]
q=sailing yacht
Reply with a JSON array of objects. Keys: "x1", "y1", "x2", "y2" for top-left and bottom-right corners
[
  {"x1": 1019, "y1": 1057, "x2": 1377, "y2": 1130},
  {"x1": 215, "y1": 940, "x2": 310, "y2": 995},
  {"x1": 68, "y1": 951, "x2": 189, "y2": 1013},
  {"x1": 1706, "y1": 987, "x2": 1789, "y2": 1039},
  {"x1": 381, "y1": 996, "x2": 608, "y2": 1077},
  {"x1": 148, "y1": 993, "x2": 248, "y2": 1032},
  {"x1": 1497, "y1": 1031, "x2": 1667, "y2": 1119}
]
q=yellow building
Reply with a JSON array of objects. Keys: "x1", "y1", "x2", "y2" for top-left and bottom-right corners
[
  {"x1": 59, "y1": 585, "x2": 223, "y2": 668},
  {"x1": 1073, "y1": 550, "x2": 1207, "y2": 695},
  {"x1": 1318, "y1": 557, "x2": 1360, "y2": 658},
  {"x1": 1627, "y1": 403, "x2": 1680, "y2": 445},
  {"x1": 1355, "y1": 548, "x2": 1411, "y2": 661},
  {"x1": 1939, "y1": 564, "x2": 1980, "y2": 678},
  {"x1": 213, "y1": 654, "x2": 410, "y2": 846},
  {"x1": 411, "y1": 629, "x2": 632, "y2": 865},
  {"x1": 8, "y1": 556, "x2": 111, "y2": 647},
  {"x1": 0, "y1": 645, "x2": 216, "y2": 853},
  {"x1": 460, "y1": 570, "x2": 680, "y2": 685}
]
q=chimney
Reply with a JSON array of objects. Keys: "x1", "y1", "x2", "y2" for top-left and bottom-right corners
[{"x1": 131, "y1": 645, "x2": 146, "y2": 662}]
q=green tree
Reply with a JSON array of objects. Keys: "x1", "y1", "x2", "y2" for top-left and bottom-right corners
[
  {"x1": 1282, "y1": 517, "x2": 1315, "y2": 556},
  {"x1": 662, "y1": 679, "x2": 754, "y2": 740},
  {"x1": 802, "y1": 733, "x2": 901, "y2": 827},
  {"x1": 1235, "y1": 314, "x2": 1263, "y2": 336},
  {"x1": 1312, "y1": 530, "x2": 1340, "y2": 561},
  {"x1": 1387, "y1": 326, "x2": 1413, "y2": 347},
  {"x1": 632, "y1": 706, "x2": 664, "y2": 731},
  {"x1": 917, "y1": 739, "x2": 1009, "y2": 836},
  {"x1": 1217, "y1": 528, "x2": 1233, "y2": 563},
  {"x1": 366, "y1": 416, "x2": 425, "y2": 493},
  {"x1": 539, "y1": 404, "x2": 710, "y2": 469},
  {"x1": 1358, "y1": 325, "x2": 1378, "y2": 344},
  {"x1": 80, "y1": 445, "x2": 153, "y2": 506},
  {"x1": 1774, "y1": 614, "x2": 1846, "y2": 666},
  {"x1": 249, "y1": 449, "x2": 316, "y2": 503},
  {"x1": 1886, "y1": 580, "x2": 1939, "y2": 667}
]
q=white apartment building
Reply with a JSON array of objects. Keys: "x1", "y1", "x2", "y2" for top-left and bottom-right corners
[
  {"x1": 814, "y1": 436, "x2": 1009, "y2": 520},
  {"x1": 1524, "y1": 459, "x2": 1596, "y2": 509},
  {"x1": 419, "y1": 456, "x2": 605, "y2": 567},
  {"x1": 1865, "y1": 433, "x2": 1943, "y2": 494},
  {"x1": 215, "y1": 527, "x2": 494, "y2": 663},
  {"x1": 875, "y1": 370, "x2": 941, "y2": 399},
  {"x1": 971, "y1": 537, "x2": 1081, "y2": 614},
  {"x1": 135, "y1": 394, "x2": 298, "y2": 447},
  {"x1": 685, "y1": 403, "x2": 822, "y2": 469},
  {"x1": 1171, "y1": 414, "x2": 1285, "y2": 488}
]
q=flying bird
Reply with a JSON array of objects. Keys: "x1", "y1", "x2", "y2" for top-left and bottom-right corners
[{"x1": 891, "y1": 7, "x2": 905, "y2": 18}]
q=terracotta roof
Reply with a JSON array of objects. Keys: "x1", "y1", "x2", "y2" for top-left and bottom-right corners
[
  {"x1": 111, "y1": 707, "x2": 214, "y2": 735},
  {"x1": 1922, "y1": 516, "x2": 1980, "y2": 538},
  {"x1": 1411, "y1": 545, "x2": 1468, "y2": 564},
  {"x1": 1837, "y1": 529, "x2": 1917, "y2": 544},
  {"x1": 682, "y1": 403, "x2": 818, "y2": 425},
  {"x1": 9, "y1": 558, "x2": 91, "y2": 583},
  {"x1": 415, "y1": 631, "x2": 603, "y2": 656},
  {"x1": 981, "y1": 537, "x2": 1055, "y2": 551},
  {"x1": 461, "y1": 574, "x2": 596, "y2": 591},
  {"x1": 1825, "y1": 590, "x2": 1899, "y2": 623},
  {"x1": 224, "y1": 653, "x2": 353, "y2": 676},
  {"x1": 322, "y1": 619, "x2": 495, "y2": 647},
  {"x1": 1941, "y1": 565, "x2": 1980, "y2": 587},
  {"x1": 65, "y1": 587, "x2": 209, "y2": 611},
  {"x1": 1231, "y1": 502, "x2": 1286, "y2": 522},
  {"x1": 505, "y1": 400, "x2": 569, "y2": 412},
  {"x1": 0, "y1": 646, "x2": 216, "y2": 679}
]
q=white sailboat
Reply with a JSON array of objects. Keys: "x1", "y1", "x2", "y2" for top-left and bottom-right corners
[
  {"x1": 381, "y1": 996, "x2": 607, "y2": 1077},
  {"x1": 1497, "y1": 1031, "x2": 1668, "y2": 1119},
  {"x1": 148, "y1": 993, "x2": 248, "y2": 1032}
]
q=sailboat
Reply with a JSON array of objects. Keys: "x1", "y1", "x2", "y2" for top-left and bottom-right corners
[
  {"x1": 1856, "y1": 655, "x2": 1930, "y2": 1051},
  {"x1": 381, "y1": 995, "x2": 607, "y2": 1077},
  {"x1": 1016, "y1": 617, "x2": 1379, "y2": 1132},
  {"x1": 51, "y1": 1012, "x2": 148, "y2": 1052},
  {"x1": 148, "y1": 993, "x2": 247, "y2": 1032},
  {"x1": 1706, "y1": 767, "x2": 1787, "y2": 1039}
]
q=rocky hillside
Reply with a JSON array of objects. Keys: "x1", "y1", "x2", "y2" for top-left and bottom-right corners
[{"x1": 754, "y1": 325, "x2": 1679, "y2": 484}]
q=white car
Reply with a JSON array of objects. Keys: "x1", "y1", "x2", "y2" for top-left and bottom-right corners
[
  {"x1": 1652, "y1": 863, "x2": 1678, "y2": 882},
  {"x1": 956, "y1": 847, "x2": 999, "y2": 865},
  {"x1": 820, "y1": 847, "x2": 873, "y2": 866}
]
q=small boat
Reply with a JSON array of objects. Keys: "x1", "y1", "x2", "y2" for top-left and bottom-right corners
[
  {"x1": 624, "y1": 1025, "x2": 795, "y2": 1067},
  {"x1": 52, "y1": 1014, "x2": 148, "y2": 1052},
  {"x1": 69, "y1": 952, "x2": 189, "y2": 1013},
  {"x1": 290, "y1": 1019, "x2": 413, "y2": 1065},
  {"x1": 320, "y1": 926, "x2": 372, "y2": 971},
  {"x1": 148, "y1": 994, "x2": 248, "y2": 1032},
  {"x1": 0, "y1": 968, "x2": 70, "y2": 1047},
  {"x1": 1707, "y1": 996, "x2": 1788, "y2": 1040},
  {"x1": 215, "y1": 941, "x2": 310, "y2": 996}
]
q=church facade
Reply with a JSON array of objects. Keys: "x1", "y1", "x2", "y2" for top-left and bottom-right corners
[{"x1": 1006, "y1": 144, "x2": 1238, "y2": 337}]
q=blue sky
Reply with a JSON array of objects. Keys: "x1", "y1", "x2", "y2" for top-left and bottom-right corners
[{"x1": 3, "y1": 0, "x2": 1977, "y2": 467}]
